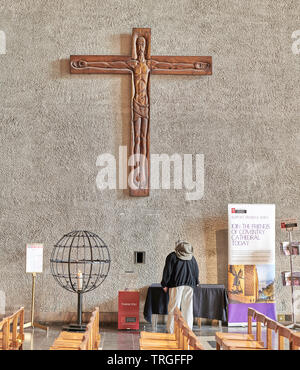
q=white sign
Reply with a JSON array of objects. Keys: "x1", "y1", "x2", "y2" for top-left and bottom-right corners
[
  {"x1": 227, "y1": 204, "x2": 276, "y2": 325},
  {"x1": 0, "y1": 31, "x2": 6, "y2": 55},
  {"x1": 26, "y1": 243, "x2": 44, "y2": 273},
  {"x1": 228, "y1": 204, "x2": 275, "y2": 265}
]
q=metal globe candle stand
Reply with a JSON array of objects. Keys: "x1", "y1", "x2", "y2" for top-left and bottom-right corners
[{"x1": 50, "y1": 230, "x2": 111, "y2": 332}]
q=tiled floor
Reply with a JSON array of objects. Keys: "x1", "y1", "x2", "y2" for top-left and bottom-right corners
[{"x1": 22, "y1": 321, "x2": 292, "y2": 350}]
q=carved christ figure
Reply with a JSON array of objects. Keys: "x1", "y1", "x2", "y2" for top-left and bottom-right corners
[
  {"x1": 72, "y1": 36, "x2": 151, "y2": 188},
  {"x1": 70, "y1": 28, "x2": 212, "y2": 196},
  {"x1": 131, "y1": 36, "x2": 150, "y2": 188}
]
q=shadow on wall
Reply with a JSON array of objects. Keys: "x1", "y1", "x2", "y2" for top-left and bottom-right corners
[
  {"x1": 50, "y1": 58, "x2": 70, "y2": 79},
  {"x1": 216, "y1": 229, "x2": 228, "y2": 287},
  {"x1": 182, "y1": 217, "x2": 228, "y2": 286},
  {"x1": 201, "y1": 218, "x2": 228, "y2": 285}
]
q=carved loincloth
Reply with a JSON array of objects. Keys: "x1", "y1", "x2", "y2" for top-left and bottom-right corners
[{"x1": 133, "y1": 98, "x2": 149, "y2": 119}]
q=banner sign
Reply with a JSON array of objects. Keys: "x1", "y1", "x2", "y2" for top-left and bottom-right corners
[{"x1": 228, "y1": 204, "x2": 276, "y2": 325}]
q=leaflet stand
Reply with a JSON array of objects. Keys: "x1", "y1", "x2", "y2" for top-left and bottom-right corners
[
  {"x1": 24, "y1": 272, "x2": 48, "y2": 332},
  {"x1": 24, "y1": 244, "x2": 48, "y2": 332}
]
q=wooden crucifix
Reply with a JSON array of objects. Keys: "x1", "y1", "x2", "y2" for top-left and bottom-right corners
[{"x1": 70, "y1": 28, "x2": 212, "y2": 197}]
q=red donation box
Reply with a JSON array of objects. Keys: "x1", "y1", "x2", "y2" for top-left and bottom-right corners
[{"x1": 118, "y1": 291, "x2": 139, "y2": 330}]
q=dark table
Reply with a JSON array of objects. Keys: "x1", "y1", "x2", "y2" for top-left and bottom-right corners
[{"x1": 143, "y1": 283, "x2": 228, "y2": 324}]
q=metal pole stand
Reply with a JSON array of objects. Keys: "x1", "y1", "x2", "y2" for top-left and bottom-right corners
[
  {"x1": 24, "y1": 273, "x2": 48, "y2": 332},
  {"x1": 285, "y1": 229, "x2": 300, "y2": 330},
  {"x1": 63, "y1": 291, "x2": 86, "y2": 332}
]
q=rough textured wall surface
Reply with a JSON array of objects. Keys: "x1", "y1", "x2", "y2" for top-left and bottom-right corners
[{"x1": 0, "y1": 0, "x2": 299, "y2": 321}]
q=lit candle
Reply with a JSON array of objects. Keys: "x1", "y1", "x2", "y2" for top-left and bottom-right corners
[{"x1": 77, "y1": 270, "x2": 83, "y2": 291}]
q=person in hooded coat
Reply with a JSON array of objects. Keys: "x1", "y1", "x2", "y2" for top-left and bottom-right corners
[{"x1": 161, "y1": 240, "x2": 199, "y2": 333}]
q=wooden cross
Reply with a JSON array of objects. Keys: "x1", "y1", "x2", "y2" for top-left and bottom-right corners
[{"x1": 70, "y1": 28, "x2": 212, "y2": 197}]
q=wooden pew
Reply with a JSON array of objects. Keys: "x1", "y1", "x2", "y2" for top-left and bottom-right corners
[
  {"x1": 0, "y1": 307, "x2": 25, "y2": 350},
  {"x1": 188, "y1": 334, "x2": 205, "y2": 350},
  {"x1": 215, "y1": 308, "x2": 256, "y2": 350},
  {"x1": 140, "y1": 308, "x2": 205, "y2": 350},
  {"x1": 0, "y1": 318, "x2": 10, "y2": 350},
  {"x1": 139, "y1": 308, "x2": 185, "y2": 350},
  {"x1": 79, "y1": 332, "x2": 91, "y2": 350},
  {"x1": 219, "y1": 310, "x2": 297, "y2": 351},
  {"x1": 56, "y1": 308, "x2": 100, "y2": 349},
  {"x1": 181, "y1": 323, "x2": 190, "y2": 350},
  {"x1": 182, "y1": 323, "x2": 205, "y2": 350},
  {"x1": 139, "y1": 307, "x2": 181, "y2": 349},
  {"x1": 139, "y1": 320, "x2": 183, "y2": 350},
  {"x1": 291, "y1": 332, "x2": 300, "y2": 350},
  {"x1": 276, "y1": 324, "x2": 293, "y2": 350},
  {"x1": 264, "y1": 316, "x2": 278, "y2": 350},
  {"x1": 51, "y1": 322, "x2": 93, "y2": 350},
  {"x1": 50, "y1": 307, "x2": 100, "y2": 350},
  {"x1": 9, "y1": 307, "x2": 25, "y2": 350},
  {"x1": 218, "y1": 310, "x2": 267, "y2": 350},
  {"x1": 140, "y1": 307, "x2": 180, "y2": 341},
  {"x1": 221, "y1": 340, "x2": 266, "y2": 350},
  {"x1": 92, "y1": 307, "x2": 100, "y2": 349},
  {"x1": 51, "y1": 317, "x2": 97, "y2": 350},
  {"x1": 52, "y1": 322, "x2": 94, "y2": 350},
  {"x1": 253, "y1": 310, "x2": 266, "y2": 343}
]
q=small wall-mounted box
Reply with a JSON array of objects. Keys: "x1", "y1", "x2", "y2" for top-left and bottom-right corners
[
  {"x1": 134, "y1": 251, "x2": 145, "y2": 264},
  {"x1": 278, "y1": 314, "x2": 292, "y2": 322}
]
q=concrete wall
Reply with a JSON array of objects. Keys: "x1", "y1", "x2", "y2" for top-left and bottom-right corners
[{"x1": 0, "y1": 0, "x2": 299, "y2": 322}]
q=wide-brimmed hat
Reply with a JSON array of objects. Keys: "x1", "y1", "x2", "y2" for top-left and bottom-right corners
[{"x1": 175, "y1": 240, "x2": 193, "y2": 260}]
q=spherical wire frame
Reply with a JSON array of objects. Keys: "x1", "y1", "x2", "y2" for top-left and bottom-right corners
[{"x1": 50, "y1": 231, "x2": 111, "y2": 294}]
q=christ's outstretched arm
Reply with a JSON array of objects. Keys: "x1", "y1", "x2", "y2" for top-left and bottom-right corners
[
  {"x1": 151, "y1": 60, "x2": 209, "y2": 71},
  {"x1": 150, "y1": 56, "x2": 212, "y2": 75},
  {"x1": 71, "y1": 59, "x2": 133, "y2": 71}
]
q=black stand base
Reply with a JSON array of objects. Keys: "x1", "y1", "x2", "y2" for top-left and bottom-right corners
[
  {"x1": 62, "y1": 324, "x2": 87, "y2": 332},
  {"x1": 62, "y1": 291, "x2": 86, "y2": 332}
]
